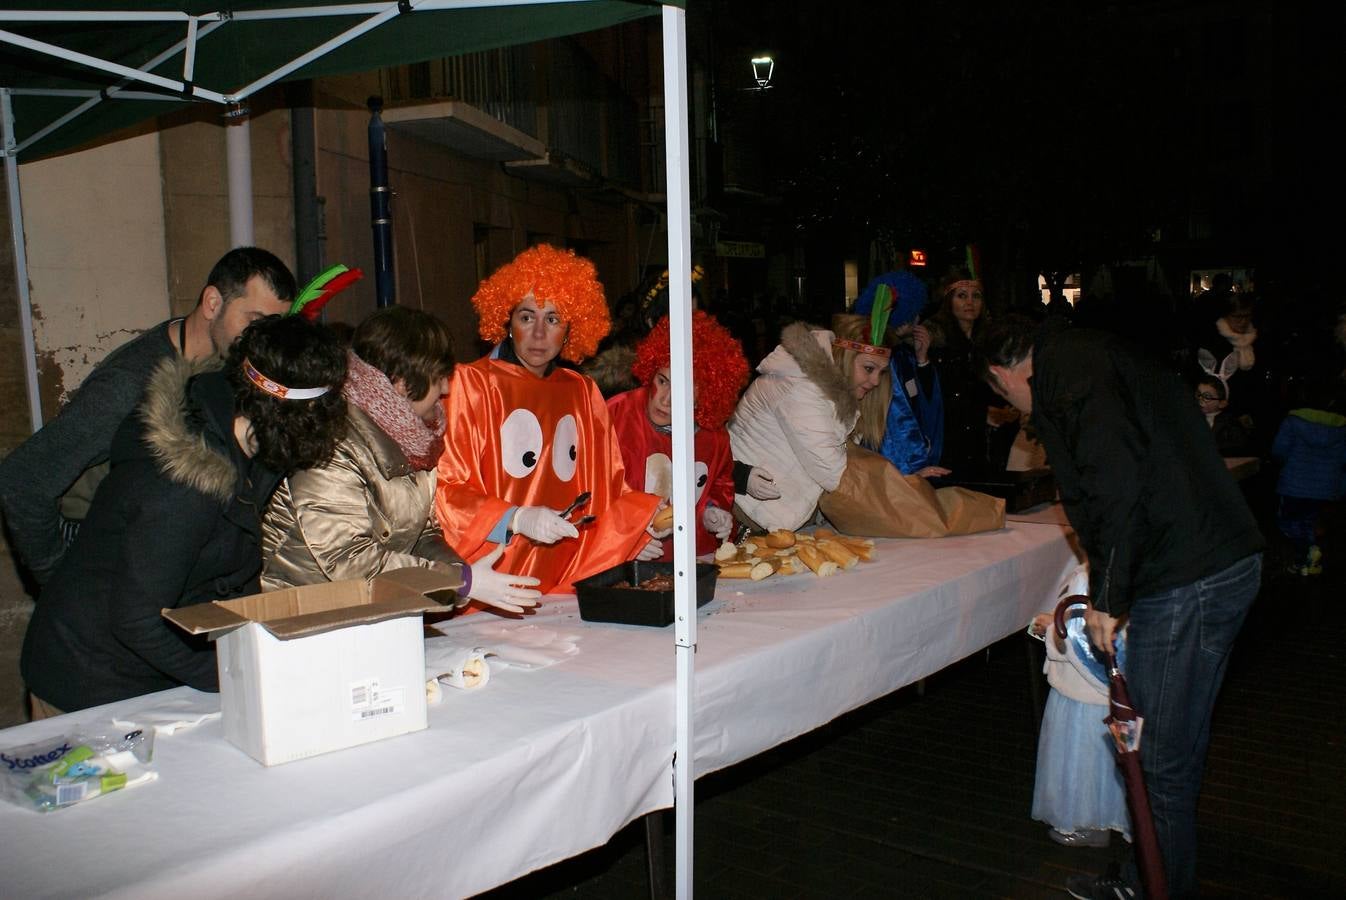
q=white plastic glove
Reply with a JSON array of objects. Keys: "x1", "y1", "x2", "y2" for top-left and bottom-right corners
[
  {"x1": 636, "y1": 536, "x2": 664, "y2": 561},
  {"x1": 511, "y1": 506, "x2": 579, "y2": 544},
  {"x1": 702, "y1": 505, "x2": 735, "y2": 541},
  {"x1": 467, "y1": 545, "x2": 542, "y2": 614},
  {"x1": 746, "y1": 467, "x2": 781, "y2": 500}
]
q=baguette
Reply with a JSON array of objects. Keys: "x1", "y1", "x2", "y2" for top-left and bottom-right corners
[
  {"x1": 795, "y1": 543, "x2": 840, "y2": 577},
  {"x1": 834, "y1": 536, "x2": 874, "y2": 561},
  {"x1": 651, "y1": 504, "x2": 675, "y2": 531},
  {"x1": 764, "y1": 529, "x2": 796, "y2": 549},
  {"x1": 815, "y1": 539, "x2": 860, "y2": 570},
  {"x1": 714, "y1": 540, "x2": 739, "y2": 562},
  {"x1": 721, "y1": 559, "x2": 774, "y2": 580}
]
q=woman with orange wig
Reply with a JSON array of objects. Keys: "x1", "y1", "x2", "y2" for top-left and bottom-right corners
[
  {"x1": 434, "y1": 245, "x2": 663, "y2": 597},
  {"x1": 607, "y1": 311, "x2": 750, "y2": 557}
]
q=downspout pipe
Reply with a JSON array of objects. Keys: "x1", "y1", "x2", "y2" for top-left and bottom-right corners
[
  {"x1": 290, "y1": 86, "x2": 322, "y2": 285},
  {"x1": 367, "y1": 96, "x2": 394, "y2": 307}
]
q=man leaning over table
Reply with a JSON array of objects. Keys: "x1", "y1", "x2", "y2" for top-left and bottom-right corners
[
  {"x1": 0, "y1": 247, "x2": 296, "y2": 589},
  {"x1": 977, "y1": 314, "x2": 1263, "y2": 900}
]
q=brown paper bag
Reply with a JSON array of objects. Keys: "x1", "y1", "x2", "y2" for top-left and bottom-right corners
[{"x1": 818, "y1": 445, "x2": 1005, "y2": 538}]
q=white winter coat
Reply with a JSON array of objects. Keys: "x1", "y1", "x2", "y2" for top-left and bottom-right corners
[{"x1": 728, "y1": 323, "x2": 859, "y2": 531}]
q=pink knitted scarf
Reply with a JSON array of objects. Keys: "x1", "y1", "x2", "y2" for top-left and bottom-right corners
[{"x1": 342, "y1": 350, "x2": 446, "y2": 471}]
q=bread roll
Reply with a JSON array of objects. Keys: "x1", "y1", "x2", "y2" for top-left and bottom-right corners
[{"x1": 764, "y1": 529, "x2": 796, "y2": 548}]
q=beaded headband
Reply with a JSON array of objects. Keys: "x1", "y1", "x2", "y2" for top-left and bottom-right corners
[
  {"x1": 832, "y1": 338, "x2": 891, "y2": 359},
  {"x1": 242, "y1": 359, "x2": 331, "y2": 400}
]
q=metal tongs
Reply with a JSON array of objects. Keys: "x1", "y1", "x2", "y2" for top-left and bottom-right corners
[{"x1": 559, "y1": 491, "x2": 595, "y2": 526}]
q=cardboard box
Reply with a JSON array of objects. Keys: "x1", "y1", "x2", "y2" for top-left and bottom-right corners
[{"x1": 164, "y1": 568, "x2": 456, "y2": 766}]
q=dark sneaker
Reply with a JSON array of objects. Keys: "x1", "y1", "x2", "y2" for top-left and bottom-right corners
[
  {"x1": 1049, "y1": 827, "x2": 1110, "y2": 848},
  {"x1": 1065, "y1": 870, "x2": 1136, "y2": 899}
]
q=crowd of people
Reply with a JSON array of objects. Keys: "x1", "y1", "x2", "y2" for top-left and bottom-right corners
[{"x1": 2, "y1": 240, "x2": 1340, "y2": 899}]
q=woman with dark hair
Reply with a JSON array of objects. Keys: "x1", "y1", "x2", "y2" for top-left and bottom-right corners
[
  {"x1": 926, "y1": 265, "x2": 1020, "y2": 477},
  {"x1": 262, "y1": 306, "x2": 540, "y2": 613},
  {"x1": 20, "y1": 315, "x2": 348, "y2": 716}
]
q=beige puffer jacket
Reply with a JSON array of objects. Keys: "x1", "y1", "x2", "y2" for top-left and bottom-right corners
[{"x1": 261, "y1": 403, "x2": 466, "y2": 591}]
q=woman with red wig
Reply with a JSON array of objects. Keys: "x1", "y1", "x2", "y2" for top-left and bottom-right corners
[
  {"x1": 434, "y1": 245, "x2": 663, "y2": 597},
  {"x1": 607, "y1": 311, "x2": 750, "y2": 558}
]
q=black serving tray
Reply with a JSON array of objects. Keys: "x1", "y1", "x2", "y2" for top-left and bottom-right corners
[{"x1": 575, "y1": 561, "x2": 719, "y2": 627}]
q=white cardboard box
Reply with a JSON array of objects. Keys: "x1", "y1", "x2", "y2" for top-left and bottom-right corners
[{"x1": 164, "y1": 568, "x2": 456, "y2": 766}]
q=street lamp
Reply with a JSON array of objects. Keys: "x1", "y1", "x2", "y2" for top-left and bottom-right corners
[{"x1": 750, "y1": 56, "x2": 774, "y2": 90}]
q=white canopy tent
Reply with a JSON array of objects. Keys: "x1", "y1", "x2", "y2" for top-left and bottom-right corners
[{"x1": 0, "y1": 2, "x2": 703, "y2": 894}]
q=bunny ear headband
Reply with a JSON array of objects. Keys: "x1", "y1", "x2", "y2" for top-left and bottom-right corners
[{"x1": 1197, "y1": 348, "x2": 1239, "y2": 401}]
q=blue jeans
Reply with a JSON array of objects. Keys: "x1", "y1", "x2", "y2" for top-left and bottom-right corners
[{"x1": 1123, "y1": 553, "x2": 1262, "y2": 899}]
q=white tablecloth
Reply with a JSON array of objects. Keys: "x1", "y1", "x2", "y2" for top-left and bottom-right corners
[{"x1": 0, "y1": 522, "x2": 1078, "y2": 899}]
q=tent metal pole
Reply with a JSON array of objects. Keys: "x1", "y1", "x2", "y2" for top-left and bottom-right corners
[
  {"x1": 0, "y1": 11, "x2": 208, "y2": 24},
  {"x1": 661, "y1": 6, "x2": 695, "y2": 898},
  {"x1": 1, "y1": 89, "x2": 44, "y2": 431},
  {"x1": 10, "y1": 89, "x2": 182, "y2": 100},
  {"x1": 226, "y1": 109, "x2": 255, "y2": 247}
]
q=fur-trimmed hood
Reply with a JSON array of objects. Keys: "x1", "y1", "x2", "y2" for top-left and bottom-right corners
[
  {"x1": 139, "y1": 355, "x2": 238, "y2": 503},
  {"x1": 759, "y1": 322, "x2": 858, "y2": 424}
]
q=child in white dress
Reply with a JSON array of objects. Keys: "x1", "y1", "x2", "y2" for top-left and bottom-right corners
[{"x1": 1028, "y1": 564, "x2": 1132, "y2": 848}]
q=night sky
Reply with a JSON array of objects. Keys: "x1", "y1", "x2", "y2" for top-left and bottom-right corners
[{"x1": 701, "y1": 0, "x2": 1341, "y2": 301}]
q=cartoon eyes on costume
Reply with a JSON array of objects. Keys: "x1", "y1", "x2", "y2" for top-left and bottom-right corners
[
  {"x1": 695, "y1": 462, "x2": 709, "y2": 493},
  {"x1": 501, "y1": 409, "x2": 544, "y2": 478},
  {"x1": 552, "y1": 415, "x2": 578, "y2": 482},
  {"x1": 500, "y1": 409, "x2": 580, "y2": 481}
]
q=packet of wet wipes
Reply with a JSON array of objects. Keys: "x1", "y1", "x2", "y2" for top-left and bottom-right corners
[{"x1": 0, "y1": 728, "x2": 156, "y2": 812}]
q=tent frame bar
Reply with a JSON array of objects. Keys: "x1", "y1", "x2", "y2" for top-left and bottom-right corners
[
  {"x1": 3, "y1": 18, "x2": 229, "y2": 159},
  {"x1": 0, "y1": 26, "x2": 228, "y2": 104}
]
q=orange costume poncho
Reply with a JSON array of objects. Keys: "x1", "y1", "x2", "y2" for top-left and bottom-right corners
[{"x1": 435, "y1": 356, "x2": 660, "y2": 594}]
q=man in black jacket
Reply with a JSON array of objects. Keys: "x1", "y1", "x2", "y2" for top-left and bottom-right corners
[{"x1": 978, "y1": 315, "x2": 1263, "y2": 900}]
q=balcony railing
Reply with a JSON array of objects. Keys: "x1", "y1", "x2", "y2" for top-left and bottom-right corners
[{"x1": 379, "y1": 40, "x2": 640, "y2": 188}]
